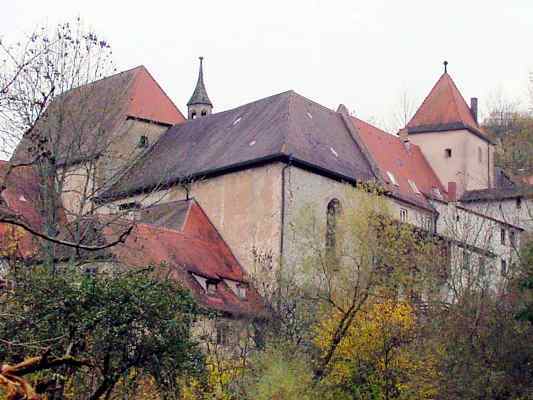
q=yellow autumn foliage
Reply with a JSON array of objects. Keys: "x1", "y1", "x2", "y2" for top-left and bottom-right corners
[{"x1": 315, "y1": 300, "x2": 439, "y2": 400}]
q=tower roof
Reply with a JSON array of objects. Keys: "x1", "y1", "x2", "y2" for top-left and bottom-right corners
[
  {"x1": 407, "y1": 64, "x2": 492, "y2": 143},
  {"x1": 187, "y1": 57, "x2": 212, "y2": 107}
]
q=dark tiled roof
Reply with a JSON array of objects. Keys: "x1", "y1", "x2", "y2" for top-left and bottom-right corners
[
  {"x1": 12, "y1": 66, "x2": 185, "y2": 166},
  {"x1": 100, "y1": 90, "x2": 375, "y2": 200},
  {"x1": 407, "y1": 72, "x2": 493, "y2": 144},
  {"x1": 460, "y1": 185, "x2": 533, "y2": 202}
]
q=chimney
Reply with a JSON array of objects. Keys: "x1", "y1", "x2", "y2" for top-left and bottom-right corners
[
  {"x1": 448, "y1": 182, "x2": 457, "y2": 201},
  {"x1": 470, "y1": 97, "x2": 478, "y2": 124}
]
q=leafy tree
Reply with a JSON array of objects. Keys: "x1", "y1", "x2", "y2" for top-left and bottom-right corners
[
  {"x1": 0, "y1": 265, "x2": 205, "y2": 399},
  {"x1": 290, "y1": 185, "x2": 444, "y2": 380},
  {"x1": 315, "y1": 300, "x2": 439, "y2": 400}
]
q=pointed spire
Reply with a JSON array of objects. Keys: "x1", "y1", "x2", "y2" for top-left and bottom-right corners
[
  {"x1": 187, "y1": 57, "x2": 212, "y2": 107},
  {"x1": 443, "y1": 60, "x2": 448, "y2": 74}
]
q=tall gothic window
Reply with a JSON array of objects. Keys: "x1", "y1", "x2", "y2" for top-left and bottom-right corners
[{"x1": 326, "y1": 199, "x2": 341, "y2": 264}]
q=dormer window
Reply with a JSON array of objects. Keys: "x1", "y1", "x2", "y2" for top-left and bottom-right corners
[
  {"x1": 236, "y1": 283, "x2": 247, "y2": 299},
  {"x1": 224, "y1": 279, "x2": 248, "y2": 299},
  {"x1": 386, "y1": 171, "x2": 398, "y2": 186},
  {"x1": 445, "y1": 148, "x2": 452, "y2": 158},
  {"x1": 206, "y1": 280, "x2": 218, "y2": 295},
  {"x1": 408, "y1": 180, "x2": 421, "y2": 195}
]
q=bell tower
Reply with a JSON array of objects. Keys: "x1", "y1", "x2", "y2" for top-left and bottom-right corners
[{"x1": 187, "y1": 57, "x2": 213, "y2": 120}]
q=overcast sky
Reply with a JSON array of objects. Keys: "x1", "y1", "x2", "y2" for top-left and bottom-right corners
[{"x1": 2, "y1": 0, "x2": 533, "y2": 130}]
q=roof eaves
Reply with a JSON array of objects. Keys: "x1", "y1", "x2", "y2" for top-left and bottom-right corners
[{"x1": 407, "y1": 123, "x2": 495, "y2": 144}]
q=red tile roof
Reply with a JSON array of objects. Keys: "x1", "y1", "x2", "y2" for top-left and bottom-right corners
[
  {"x1": 127, "y1": 66, "x2": 186, "y2": 125},
  {"x1": 407, "y1": 72, "x2": 491, "y2": 143},
  {"x1": 0, "y1": 161, "x2": 43, "y2": 258},
  {"x1": 352, "y1": 118, "x2": 448, "y2": 209},
  {"x1": 12, "y1": 66, "x2": 185, "y2": 166},
  {"x1": 106, "y1": 200, "x2": 265, "y2": 318}
]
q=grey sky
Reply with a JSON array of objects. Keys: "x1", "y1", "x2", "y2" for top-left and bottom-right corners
[{"x1": 2, "y1": 0, "x2": 533, "y2": 130}]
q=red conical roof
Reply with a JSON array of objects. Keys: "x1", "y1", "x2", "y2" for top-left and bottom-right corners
[{"x1": 407, "y1": 72, "x2": 491, "y2": 142}]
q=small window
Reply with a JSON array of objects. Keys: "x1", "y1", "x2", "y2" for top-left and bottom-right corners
[
  {"x1": 478, "y1": 256, "x2": 486, "y2": 276},
  {"x1": 462, "y1": 249, "x2": 470, "y2": 270},
  {"x1": 118, "y1": 202, "x2": 141, "y2": 211},
  {"x1": 201, "y1": 110, "x2": 207, "y2": 116},
  {"x1": 516, "y1": 197, "x2": 522, "y2": 209},
  {"x1": 84, "y1": 266, "x2": 97, "y2": 278},
  {"x1": 445, "y1": 148, "x2": 452, "y2": 158},
  {"x1": 137, "y1": 135, "x2": 148, "y2": 148},
  {"x1": 510, "y1": 230, "x2": 516, "y2": 247},
  {"x1": 501, "y1": 259, "x2": 507, "y2": 276},
  {"x1": 400, "y1": 208, "x2": 408, "y2": 222},
  {"x1": 387, "y1": 171, "x2": 399, "y2": 186},
  {"x1": 206, "y1": 281, "x2": 217, "y2": 295},
  {"x1": 236, "y1": 283, "x2": 247, "y2": 299},
  {"x1": 191, "y1": 111, "x2": 197, "y2": 119},
  {"x1": 216, "y1": 323, "x2": 230, "y2": 346},
  {"x1": 500, "y1": 228, "x2": 506, "y2": 245},
  {"x1": 478, "y1": 147, "x2": 482, "y2": 163},
  {"x1": 326, "y1": 199, "x2": 341, "y2": 263}
]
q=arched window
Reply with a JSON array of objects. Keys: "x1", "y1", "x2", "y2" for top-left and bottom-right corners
[{"x1": 326, "y1": 199, "x2": 341, "y2": 263}]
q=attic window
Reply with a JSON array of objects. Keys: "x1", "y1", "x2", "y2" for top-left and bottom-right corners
[
  {"x1": 232, "y1": 117, "x2": 242, "y2": 126},
  {"x1": 237, "y1": 283, "x2": 247, "y2": 299},
  {"x1": 224, "y1": 279, "x2": 248, "y2": 299},
  {"x1": 445, "y1": 148, "x2": 452, "y2": 158},
  {"x1": 330, "y1": 147, "x2": 338, "y2": 157},
  {"x1": 137, "y1": 135, "x2": 148, "y2": 148},
  {"x1": 206, "y1": 280, "x2": 218, "y2": 295},
  {"x1": 386, "y1": 171, "x2": 398, "y2": 186},
  {"x1": 408, "y1": 179, "x2": 421, "y2": 195}
]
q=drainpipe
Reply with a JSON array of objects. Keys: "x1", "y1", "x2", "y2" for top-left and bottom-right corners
[{"x1": 280, "y1": 154, "x2": 294, "y2": 269}]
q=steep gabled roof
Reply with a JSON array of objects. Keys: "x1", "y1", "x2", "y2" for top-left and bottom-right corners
[
  {"x1": 407, "y1": 72, "x2": 492, "y2": 143},
  {"x1": 127, "y1": 66, "x2": 186, "y2": 124},
  {"x1": 105, "y1": 200, "x2": 266, "y2": 318},
  {"x1": 100, "y1": 90, "x2": 375, "y2": 200},
  {"x1": 352, "y1": 118, "x2": 447, "y2": 210},
  {"x1": 12, "y1": 66, "x2": 185, "y2": 165}
]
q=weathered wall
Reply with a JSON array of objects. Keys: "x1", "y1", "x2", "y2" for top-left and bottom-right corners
[
  {"x1": 60, "y1": 119, "x2": 170, "y2": 219},
  {"x1": 281, "y1": 166, "x2": 433, "y2": 269},
  {"x1": 409, "y1": 129, "x2": 494, "y2": 195},
  {"x1": 461, "y1": 198, "x2": 533, "y2": 233},
  {"x1": 109, "y1": 163, "x2": 284, "y2": 274}
]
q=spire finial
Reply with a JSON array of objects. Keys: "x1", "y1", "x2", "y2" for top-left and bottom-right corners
[{"x1": 443, "y1": 60, "x2": 448, "y2": 73}]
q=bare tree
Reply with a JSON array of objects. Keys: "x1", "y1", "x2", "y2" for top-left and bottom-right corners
[{"x1": 0, "y1": 20, "x2": 173, "y2": 264}]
